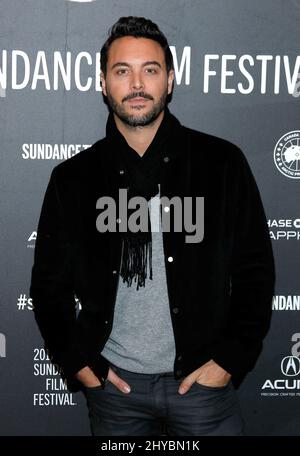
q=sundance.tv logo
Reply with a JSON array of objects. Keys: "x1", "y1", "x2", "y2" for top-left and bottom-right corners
[{"x1": 96, "y1": 190, "x2": 204, "y2": 243}]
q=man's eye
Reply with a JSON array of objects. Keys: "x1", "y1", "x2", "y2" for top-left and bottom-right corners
[
  {"x1": 146, "y1": 68, "x2": 157, "y2": 74},
  {"x1": 117, "y1": 69, "x2": 128, "y2": 75}
]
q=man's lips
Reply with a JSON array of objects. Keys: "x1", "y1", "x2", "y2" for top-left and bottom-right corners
[{"x1": 127, "y1": 98, "x2": 150, "y2": 104}]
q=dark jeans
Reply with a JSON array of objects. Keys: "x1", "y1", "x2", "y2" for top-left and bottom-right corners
[{"x1": 84, "y1": 361, "x2": 245, "y2": 436}]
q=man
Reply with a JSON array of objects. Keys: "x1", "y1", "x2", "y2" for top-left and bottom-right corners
[{"x1": 30, "y1": 16, "x2": 275, "y2": 436}]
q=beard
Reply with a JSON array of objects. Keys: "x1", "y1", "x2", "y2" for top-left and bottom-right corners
[{"x1": 105, "y1": 88, "x2": 168, "y2": 127}]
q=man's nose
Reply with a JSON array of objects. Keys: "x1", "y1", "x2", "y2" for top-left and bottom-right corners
[{"x1": 131, "y1": 72, "x2": 144, "y2": 90}]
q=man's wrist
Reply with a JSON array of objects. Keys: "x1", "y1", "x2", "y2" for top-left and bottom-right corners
[{"x1": 75, "y1": 365, "x2": 101, "y2": 387}]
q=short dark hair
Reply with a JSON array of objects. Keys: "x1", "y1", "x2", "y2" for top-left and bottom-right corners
[{"x1": 100, "y1": 16, "x2": 174, "y2": 77}]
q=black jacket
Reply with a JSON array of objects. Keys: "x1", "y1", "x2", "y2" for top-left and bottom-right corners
[{"x1": 29, "y1": 110, "x2": 275, "y2": 392}]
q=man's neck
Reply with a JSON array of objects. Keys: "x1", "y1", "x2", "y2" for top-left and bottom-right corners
[{"x1": 113, "y1": 110, "x2": 165, "y2": 157}]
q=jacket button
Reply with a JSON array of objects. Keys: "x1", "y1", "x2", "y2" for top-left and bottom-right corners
[
  {"x1": 105, "y1": 321, "x2": 108, "y2": 324},
  {"x1": 119, "y1": 169, "x2": 125, "y2": 175},
  {"x1": 176, "y1": 369, "x2": 182, "y2": 376},
  {"x1": 164, "y1": 206, "x2": 170, "y2": 213},
  {"x1": 178, "y1": 355, "x2": 182, "y2": 361},
  {"x1": 172, "y1": 307, "x2": 179, "y2": 314},
  {"x1": 168, "y1": 256, "x2": 173, "y2": 262},
  {"x1": 116, "y1": 218, "x2": 121, "y2": 224},
  {"x1": 163, "y1": 156, "x2": 170, "y2": 163},
  {"x1": 112, "y1": 270, "x2": 117, "y2": 274}
]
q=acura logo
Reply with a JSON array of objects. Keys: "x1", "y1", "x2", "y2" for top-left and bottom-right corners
[{"x1": 281, "y1": 356, "x2": 300, "y2": 376}]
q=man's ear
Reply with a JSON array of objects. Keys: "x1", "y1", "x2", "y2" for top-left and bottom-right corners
[
  {"x1": 100, "y1": 71, "x2": 107, "y2": 96},
  {"x1": 167, "y1": 69, "x2": 175, "y2": 95}
]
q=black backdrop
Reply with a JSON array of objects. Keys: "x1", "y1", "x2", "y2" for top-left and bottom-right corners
[{"x1": 1, "y1": 0, "x2": 300, "y2": 436}]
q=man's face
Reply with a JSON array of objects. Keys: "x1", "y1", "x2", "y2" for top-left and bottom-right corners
[{"x1": 100, "y1": 36, "x2": 174, "y2": 127}]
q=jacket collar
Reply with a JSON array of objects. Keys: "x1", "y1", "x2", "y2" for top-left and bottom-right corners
[
  {"x1": 105, "y1": 105, "x2": 184, "y2": 174},
  {"x1": 100, "y1": 106, "x2": 192, "y2": 203}
]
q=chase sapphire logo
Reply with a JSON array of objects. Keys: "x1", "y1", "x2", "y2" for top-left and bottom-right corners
[
  {"x1": 274, "y1": 131, "x2": 300, "y2": 179},
  {"x1": 281, "y1": 356, "x2": 300, "y2": 376}
]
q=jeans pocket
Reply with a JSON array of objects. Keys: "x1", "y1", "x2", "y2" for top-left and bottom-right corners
[
  {"x1": 85, "y1": 384, "x2": 104, "y2": 394},
  {"x1": 109, "y1": 363, "x2": 120, "y2": 375},
  {"x1": 192, "y1": 379, "x2": 231, "y2": 391}
]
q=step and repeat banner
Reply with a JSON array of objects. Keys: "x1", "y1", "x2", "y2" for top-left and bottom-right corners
[{"x1": 1, "y1": 0, "x2": 300, "y2": 436}]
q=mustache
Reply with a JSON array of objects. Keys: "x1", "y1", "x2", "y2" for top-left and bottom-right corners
[{"x1": 123, "y1": 92, "x2": 153, "y2": 102}]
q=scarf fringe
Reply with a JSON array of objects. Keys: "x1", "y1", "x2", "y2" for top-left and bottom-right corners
[{"x1": 120, "y1": 236, "x2": 153, "y2": 290}]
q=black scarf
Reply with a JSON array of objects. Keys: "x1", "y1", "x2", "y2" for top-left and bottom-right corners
[{"x1": 105, "y1": 106, "x2": 182, "y2": 290}]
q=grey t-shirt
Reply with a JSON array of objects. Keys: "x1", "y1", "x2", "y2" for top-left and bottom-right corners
[{"x1": 101, "y1": 185, "x2": 176, "y2": 373}]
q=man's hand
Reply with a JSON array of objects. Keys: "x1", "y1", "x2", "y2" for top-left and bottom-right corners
[
  {"x1": 178, "y1": 359, "x2": 231, "y2": 395},
  {"x1": 75, "y1": 366, "x2": 131, "y2": 394}
]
